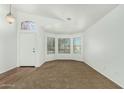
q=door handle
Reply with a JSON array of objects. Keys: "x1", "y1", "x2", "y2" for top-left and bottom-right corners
[{"x1": 32, "y1": 48, "x2": 36, "y2": 53}]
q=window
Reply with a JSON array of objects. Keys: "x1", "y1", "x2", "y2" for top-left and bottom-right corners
[
  {"x1": 58, "y1": 38, "x2": 70, "y2": 54},
  {"x1": 73, "y1": 37, "x2": 81, "y2": 54},
  {"x1": 47, "y1": 37, "x2": 55, "y2": 54},
  {"x1": 21, "y1": 21, "x2": 36, "y2": 32}
]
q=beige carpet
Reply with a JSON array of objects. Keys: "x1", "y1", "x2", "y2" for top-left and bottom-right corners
[{"x1": 1, "y1": 60, "x2": 121, "y2": 89}]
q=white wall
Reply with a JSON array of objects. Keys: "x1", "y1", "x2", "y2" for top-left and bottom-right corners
[
  {"x1": 84, "y1": 5, "x2": 124, "y2": 88},
  {"x1": 45, "y1": 32, "x2": 84, "y2": 62},
  {"x1": 0, "y1": 5, "x2": 17, "y2": 74}
]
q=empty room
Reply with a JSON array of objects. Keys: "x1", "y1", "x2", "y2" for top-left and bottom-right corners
[{"x1": 0, "y1": 3, "x2": 124, "y2": 89}]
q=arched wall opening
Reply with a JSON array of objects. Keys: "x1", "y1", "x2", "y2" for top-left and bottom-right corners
[{"x1": 17, "y1": 11, "x2": 84, "y2": 68}]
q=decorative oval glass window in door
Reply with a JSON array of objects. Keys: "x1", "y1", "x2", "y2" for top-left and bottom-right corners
[{"x1": 21, "y1": 21, "x2": 36, "y2": 32}]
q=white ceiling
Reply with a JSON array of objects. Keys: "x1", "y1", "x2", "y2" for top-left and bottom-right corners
[{"x1": 12, "y1": 4, "x2": 118, "y2": 34}]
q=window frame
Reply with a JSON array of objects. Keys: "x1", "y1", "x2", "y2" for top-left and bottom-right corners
[
  {"x1": 73, "y1": 37, "x2": 81, "y2": 54},
  {"x1": 58, "y1": 38, "x2": 71, "y2": 54},
  {"x1": 47, "y1": 37, "x2": 55, "y2": 54}
]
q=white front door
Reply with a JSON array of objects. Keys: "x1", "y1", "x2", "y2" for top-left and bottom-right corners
[{"x1": 19, "y1": 33, "x2": 37, "y2": 66}]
